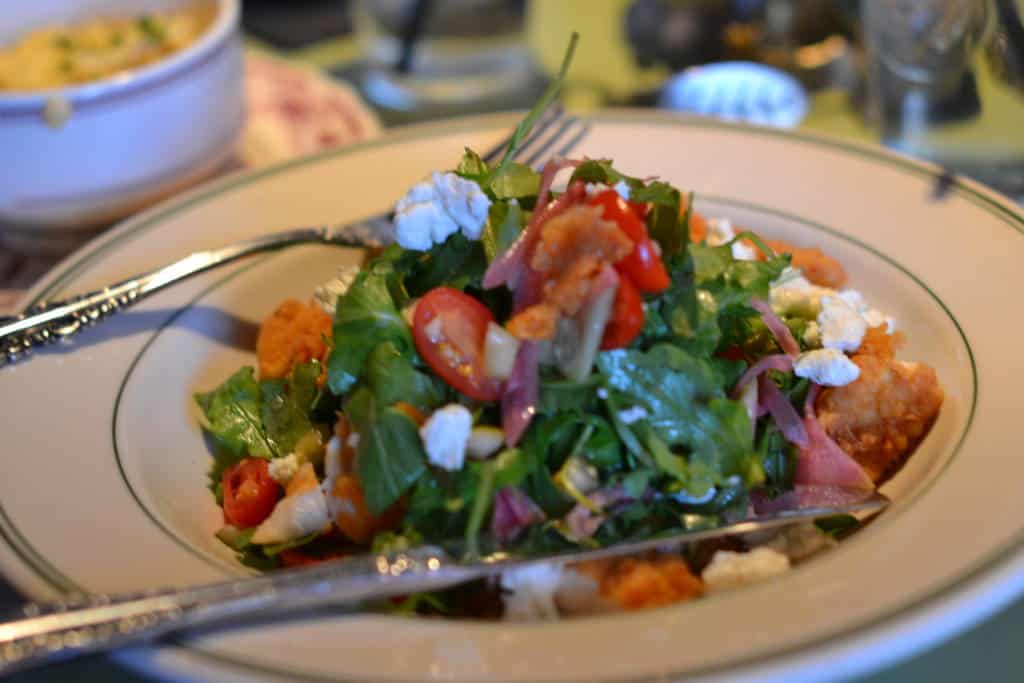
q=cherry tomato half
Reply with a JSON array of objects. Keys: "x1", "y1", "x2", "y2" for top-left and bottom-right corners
[
  {"x1": 412, "y1": 287, "x2": 504, "y2": 401},
  {"x1": 588, "y1": 190, "x2": 670, "y2": 294},
  {"x1": 222, "y1": 458, "x2": 281, "y2": 528},
  {"x1": 601, "y1": 276, "x2": 645, "y2": 349}
]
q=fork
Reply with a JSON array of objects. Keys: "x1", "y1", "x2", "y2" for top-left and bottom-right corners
[
  {"x1": 0, "y1": 108, "x2": 592, "y2": 367},
  {"x1": 0, "y1": 492, "x2": 887, "y2": 674}
]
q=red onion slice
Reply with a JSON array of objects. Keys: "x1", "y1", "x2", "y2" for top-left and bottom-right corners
[
  {"x1": 795, "y1": 383, "x2": 873, "y2": 490},
  {"x1": 501, "y1": 341, "x2": 540, "y2": 446},
  {"x1": 731, "y1": 353, "x2": 794, "y2": 398},
  {"x1": 750, "y1": 299, "x2": 800, "y2": 357},
  {"x1": 759, "y1": 374, "x2": 808, "y2": 447},
  {"x1": 491, "y1": 486, "x2": 546, "y2": 543},
  {"x1": 482, "y1": 161, "x2": 584, "y2": 290}
]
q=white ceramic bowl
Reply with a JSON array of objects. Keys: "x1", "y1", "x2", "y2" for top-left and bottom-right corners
[{"x1": 0, "y1": 0, "x2": 244, "y2": 252}]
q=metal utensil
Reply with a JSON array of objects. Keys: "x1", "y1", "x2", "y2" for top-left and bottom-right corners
[
  {"x1": 0, "y1": 492, "x2": 888, "y2": 674},
  {"x1": 0, "y1": 109, "x2": 592, "y2": 367}
]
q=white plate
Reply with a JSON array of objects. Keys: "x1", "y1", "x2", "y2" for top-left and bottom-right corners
[{"x1": 2, "y1": 111, "x2": 1022, "y2": 683}]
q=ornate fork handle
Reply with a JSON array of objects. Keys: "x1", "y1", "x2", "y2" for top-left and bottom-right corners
[
  {"x1": 0, "y1": 547, "x2": 477, "y2": 675},
  {"x1": 0, "y1": 220, "x2": 392, "y2": 368}
]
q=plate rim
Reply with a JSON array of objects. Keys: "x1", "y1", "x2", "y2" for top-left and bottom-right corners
[{"x1": 4, "y1": 109, "x2": 1023, "y2": 682}]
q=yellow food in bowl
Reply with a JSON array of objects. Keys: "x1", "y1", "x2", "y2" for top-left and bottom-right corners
[{"x1": 0, "y1": 4, "x2": 216, "y2": 92}]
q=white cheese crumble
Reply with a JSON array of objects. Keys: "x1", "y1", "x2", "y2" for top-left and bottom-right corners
[
  {"x1": 701, "y1": 547, "x2": 791, "y2": 593},
  {"x1": 419, "y1": 403, "x2": 473, "y2": 471},
  {"x1": 314, "y1": 264, "x2": 360, "y2": 314},
  {"x1": 818, "y1": 295, "x2": 867, "y2": 352},
  {"x1": 500, "y1": 564, "x2": 564, "y2": 620},
  {"x1": 794, "y1": 348, "x2": 861, "y2": 386},
  {"x1": 394, "y1": 172, "x2": 491, "y2": 251},
  {"x1": 769, "y1": 269, "x2": 895, "y2": 351},
  {"x1": 617, "y1": 406, "x2": 648, "y2": 425},
  {"x1": 837, "y1": 290, "x2": 895, "y2": 334},
  {"x1": 706, "y1": 218, "x2": 758, "y2": 261},
  {"x1": 268, "y1": 453, "x2": 301, "y2": 485},
  {"x1": 769, "y1": 268, "x2": 832, "y2": 318}
]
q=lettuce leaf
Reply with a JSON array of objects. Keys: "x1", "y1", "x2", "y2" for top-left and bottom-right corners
[
  {"x1": 260, "y1": 360, "x2": 321, "y2": 455},
  {"x1": 366, "y1": 342, "x2": 446, "y2": 411},
  {"x1": 326, "y1": 260, "x2": 413, "y2": 395},
  {"x1": 597, "y1": 345, "x2": 760, "y2": 490},
  {"x1": 195, "y1": 367, "x2": 274, "y2": 458},
  {"x1": 350, "y1": 398, "x2": 428, "y2": 515}
]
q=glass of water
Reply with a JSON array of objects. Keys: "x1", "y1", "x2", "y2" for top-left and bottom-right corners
[
  {"x1": 862, "y1": 0, "x2": 1024, "y2": 197},
  {"x1": 355, "y1": 0, "x2": 538, "y2": 121}
]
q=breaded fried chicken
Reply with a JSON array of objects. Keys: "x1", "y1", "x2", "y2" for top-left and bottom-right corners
[{"x1": 816, "y1": 327, "x2": 944, "y2": 483}]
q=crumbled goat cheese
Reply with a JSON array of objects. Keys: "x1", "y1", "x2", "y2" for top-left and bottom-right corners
[
  {"x1": 393, "y1": 172, "x2": 491, "y2": 251},
  {"x1": 794, "y1": 348, "x2": 861, "y2": 386},
  {"x1": 419, "y1": 404, "x2": 473, "y2": 471},
  {"x1": 701, "y1": 547, "x2": 791, "y2": 592}
]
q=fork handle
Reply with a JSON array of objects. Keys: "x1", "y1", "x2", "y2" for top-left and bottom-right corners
[
  {"x1": 0, "y1": 222, "x2": 387, "y2": 367},
  {"x1": 0, "y1": 549, "x2": 478, "y2": 675}
]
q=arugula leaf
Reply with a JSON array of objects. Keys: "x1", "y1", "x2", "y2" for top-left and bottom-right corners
[
  {"x1": 633, "y1": 182, "x2": 684, "y2": 256},
  {"x1": 215, "y1": 525, "x2": 255, "y2": 552},
  {"x1": 490, "y1": 32, "x2": 578, "y2": 177},
  {"x1": 620, "y1": 469, "x2": 655, "y2": 499},
  {"x1": 537, "y1": 375, "x2": 602, "y2": 414},
  {"x1": 456, "y1": 148, "x2": 488, "y2": 177},
  {"x1": 481, "y1": 200, "x2": 525, "y2": 263},
  {"x1": 353, "y1": 403, "x2": 428, "y2": 515},
  {"x1": 815, "y1": 514, "x2": 860, "y2": 538},
  {"x1": 405, "y1": 233, "x2": 487, "y2": 295},
  {"x1": 326, "y1": 261, "x2": 412, "y2": 395},
  {"x1": 489, "y1": 163, "x2": 541, "y2": 200},
  {"x1": 260, "y1": 361, "x2": 321, "y2": 455},
  {"x1": 758, "y1": 423, "x2": 797, "y2": 496},
  {"x1": 366, "y1": 342, "x2": 446, "y2": 411},
  {"x1": 463, "y1": 461, "x2": 495, "y2": 558},
  {"x1": 261, "y1": 532, "x2": 320, "y2": 557},
  {"x1": 597, "y1": 345, "x2": 759, "y2": 486},
  {"x1": 195, "y1": 367, "x2": 274, "y2": 458}
]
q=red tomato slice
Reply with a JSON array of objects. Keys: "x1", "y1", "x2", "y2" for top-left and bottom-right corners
[
  {"x1": 588, "y1": 190, "x2": 670, "y2": 294},
  {"x1": 601, "y1": 276, "x2": 645, "y2": 349},
  {"x1": 222, "y1": 458, "x2": 281, "y2": 528},
  {"x1": 412, "y1": 287, "x2": 504, "y2": 401}
]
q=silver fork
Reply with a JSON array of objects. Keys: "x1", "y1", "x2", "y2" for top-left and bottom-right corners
[
  {"x1": 0, "y1": 492, "x2": 887, "y2": 674},
  {"x1": 0, "y1": 109, "x2": 592, "y2": 367}
]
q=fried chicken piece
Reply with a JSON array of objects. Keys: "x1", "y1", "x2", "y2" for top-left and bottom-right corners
[
  {"x1": 256, "y1": 299, "x2": 332, "y2": 380},
  {"x1": 682, "y1": 196, "x2": 710, "y2": 244},
  {"x1": 763, "y1": 239, "x2": 847, "y2": 289},
  {"x1": 576, "y1": 554, "x2": 704, "y2": 610},
  {"x1": 506, "y1": 205, "x2": 632, "y2": 340},
  {"x1": 531, "y1": 205, "x2": 632, "y2": 275},
  {"x1": 505, "y1": 302, "x2": 560, "y2": 340},
  {"x1": 816, "y1": 327, "x2": 944, "y2": 484}
]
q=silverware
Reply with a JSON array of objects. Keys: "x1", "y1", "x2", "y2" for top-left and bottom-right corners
[
  {"x1": 0, "y1": 108, "x2": 592, "y2": 367},
  {"x1": 0, "y1": 492, "x2": 887, "y2": 674}
]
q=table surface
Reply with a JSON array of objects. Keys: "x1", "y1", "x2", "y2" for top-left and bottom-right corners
[{"x1": 3, "y1": 31, "x2": 1024, "y2": 683}]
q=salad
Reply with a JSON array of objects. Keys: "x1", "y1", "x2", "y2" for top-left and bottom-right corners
[{"x1": 195, "y1": 44, "x2": 944, "y2": 619}]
